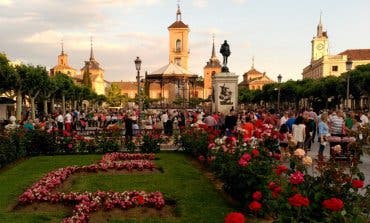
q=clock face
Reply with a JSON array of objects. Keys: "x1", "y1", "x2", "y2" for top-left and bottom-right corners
[{"x1": 316, "y1": 43, "x2": 324, "y2": 50}]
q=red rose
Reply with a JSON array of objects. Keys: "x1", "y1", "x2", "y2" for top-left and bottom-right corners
[
  {"x1": 289, "y1": 171, "x2": 305, "y2": 185},
  {"x1": 273, "y1": 153, "x2": 282, "y2": 160},
  {"x1": 238, "y1": 158, "x2": 249, "y2": 167},
  {"x1": 322, "y1": 198, "x2": 344, "y2": 212},
  {"x1": 224, "y1": 212, "x2": 245, "y2": 223},
  {"x1": 198, "y1": 155, "x2": 205, "y2": 162},
  {"x1": 268, "y1": 182, "x2": 277, "y2": 190},
  {"x1": 137, "y1": 195, "x2": 144, "y2": 205},
  {"x1": 248, "y1": 201, "x2": 262, "y2": 212},
  {"x1": 273, "y1": 186, "x2": 282, "y2": 194},
  {"x1": 288, "y1": 193, "x2": 309, "y2": 207},
  {"x1": 252, "y1": 191, "x2": 262, "y2": 201},
  {"x1": 352, "y1": 179, "x2": 364, "y2": 189},
  {"x1": 275, "y1": 165, "x2": 288, "y2": 175},
  {"x1": 241, "y1": 153, "x2": 252, "y2": 162},
  {"x1": 251, "y1": 149, "x2": 260, "y2": 157}
]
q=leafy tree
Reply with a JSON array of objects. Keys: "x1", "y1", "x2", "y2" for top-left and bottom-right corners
[
  {"x1": 23, "y1": 65, "x2": 49, "y2": 120},
  {"x1": 82, "y1": 69, "x2": 92, "y2": 89},
  {"x1": 54, "y1": 72, "x2": 73, "y2": 114},
  {"x1": 106, "y1": 83, "x2": 126, "y2": 107}
]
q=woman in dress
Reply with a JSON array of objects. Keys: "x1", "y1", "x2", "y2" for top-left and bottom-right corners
[{"x1": 318, "y1": 112, "x2": 330, "y2": 159}]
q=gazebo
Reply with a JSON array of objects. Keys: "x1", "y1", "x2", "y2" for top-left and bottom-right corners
[{"x1": 146, "y1": 62, "x2": 198, "y2": 107}]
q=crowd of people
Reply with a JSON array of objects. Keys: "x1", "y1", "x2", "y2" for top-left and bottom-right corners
[{"x1": 2, "y1": 106, "x2": 369, "y2": 158}]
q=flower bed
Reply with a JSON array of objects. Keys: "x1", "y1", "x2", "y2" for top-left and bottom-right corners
[
  {"x1": 179, "y1": 125, "x2": 370, "y2": 222},
  {"x1": 18, "y1": 153, "x2": 165, "y2": 223}
]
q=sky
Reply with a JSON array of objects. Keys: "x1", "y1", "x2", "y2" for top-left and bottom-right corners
[{"x1": 0, "y1": 0, "x2": 369, "y2": 83}]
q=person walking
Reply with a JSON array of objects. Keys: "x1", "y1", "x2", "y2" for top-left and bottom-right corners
[{"x1": 318, "y1": 112, "x2": 330, "y2": 160}]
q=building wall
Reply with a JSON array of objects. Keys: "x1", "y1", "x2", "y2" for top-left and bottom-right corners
[
  {"x1": 204, "y1": 66, "x2": 221, "y2": 99},
  {"x1": 168, "y1": 28, "x2": 189, "y2": 70}
]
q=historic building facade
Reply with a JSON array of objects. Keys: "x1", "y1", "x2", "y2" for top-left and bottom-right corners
[
  {"x1": 50, "y1": 44, "x2": 77, "y2": 77},
  {"x1": 203, "y1": 37, "x2": 222, "y2": 99},
  {"x1": 238, "y1": 60, "x2": 274, "y2": 90},
  {"x1": 50, "y1": 41, "x2": 107, "y2": 95},
  {"x1": 302, "y1": 17, "x2": 370, "y2": 79}
]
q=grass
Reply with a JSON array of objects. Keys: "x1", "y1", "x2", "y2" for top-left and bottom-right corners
[{"x1": 0, "y1": 152, "x2": 234, "y2": 222}]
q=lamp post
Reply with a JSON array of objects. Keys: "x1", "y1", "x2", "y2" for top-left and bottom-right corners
[
  {"x1": 277, "y1": 74, "x2": 282, "y2": 112},
  {"x1": 134, "y1": 57, "x2": 142, "y2": 125},
  {"x1": 345, "y1": 60, "x2": 353, "y2": 110}
]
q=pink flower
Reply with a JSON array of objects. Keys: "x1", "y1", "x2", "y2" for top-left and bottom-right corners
[
  {"x1": 241, "y1": 153, "x2": 252, "y2": 162},
  {"x1": 238, "y1": 159, "x2": 249, "y2": 167},
  {"x1": 198, "y1": 155, "x2": 205, "y2": 162},
  {"x1": 289, "y1": 171, "x2": 305, "y2": 185}
]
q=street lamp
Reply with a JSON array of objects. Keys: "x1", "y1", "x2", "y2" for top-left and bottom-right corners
[
  {"x1": 277, "y1": 74, "x2": 282, "y2": 112},
  {"x1": 134, "y1": 57, "x2": 142, "y2": 125},
  {"x1": 345, "y1": 60, "x2": 353, "y2": 110}
]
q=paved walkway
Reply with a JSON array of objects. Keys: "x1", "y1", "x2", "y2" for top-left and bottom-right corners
[{"x1": 306, "y1": 139, "x2": 370, "y2": 185}]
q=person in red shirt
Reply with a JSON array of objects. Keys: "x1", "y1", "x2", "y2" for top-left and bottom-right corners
[{"x1": 242, "y1": 116, "x2": 254, "y2": 140}]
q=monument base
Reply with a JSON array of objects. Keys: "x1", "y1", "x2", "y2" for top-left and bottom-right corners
[{"x1": 212, "y1": 72, "x2": 238, "y2": 114}]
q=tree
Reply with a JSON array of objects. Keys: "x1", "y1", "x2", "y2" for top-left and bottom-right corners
[
  {"x1": 23, "y1": 65, "x2": 49, "y2": 120},
  {"x1": 106, "y1": 83, "x2": 126, "y2": 107},
  {"x1": 54, "y1": 72, "x2": 73, "y2": 114},
  {"x1": 82, "y1": 69, "x2": 92, "y2": 89}
]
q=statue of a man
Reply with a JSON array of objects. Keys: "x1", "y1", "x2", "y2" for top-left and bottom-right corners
[{"x1": 220, "y1": 40, "x2": 231, "y2": 67}]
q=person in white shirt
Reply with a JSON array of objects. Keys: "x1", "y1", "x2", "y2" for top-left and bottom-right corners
[
  {"x1": 360, "y1": 111, "x2": 369, "y2": 125},
  {"x1": 292, "y1": 116, "x2": 306, "y2": 148},
  {"x1": 280, "y1": 111, "x2": 289, "y2": 126},
  {"x1": 64, "y1": 111, "x2": 72, "y2": 132},
  {"x1": 56, "y1": 112, "x2": 64, "y2": 132}
]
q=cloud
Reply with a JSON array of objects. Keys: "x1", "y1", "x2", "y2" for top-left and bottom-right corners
[
  {"x1": 193, "y1": 0, "x2": 208, "y2": 8},
  {"x1": 0, "y1": 0, "x2": 12, "y2": 6},
  {"x1": 231, "y1": 0, "x2": 247, "y2": 4}
]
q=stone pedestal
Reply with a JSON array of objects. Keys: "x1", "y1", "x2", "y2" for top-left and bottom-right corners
[{"x1": 212, "y1": 72, "x2": 238, "y2": 114}]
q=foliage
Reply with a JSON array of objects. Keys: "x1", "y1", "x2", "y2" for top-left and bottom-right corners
[
  {"x1": 82, "y1": 69, "x2": 92, "y2": 88},
  {"x1": 106, "y1": 83, "x2": 127, "y2": 107},
  {"x1": 239, "y1": 63, "x2": 370, "y2": 110},
  {"x1": 137, "y1": 130, "x2": 164, "y2": 153}
]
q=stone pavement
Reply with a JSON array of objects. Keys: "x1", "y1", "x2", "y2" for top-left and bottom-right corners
[{"x1": 306, "y1": 139, "x2": 370, "y2": 185}]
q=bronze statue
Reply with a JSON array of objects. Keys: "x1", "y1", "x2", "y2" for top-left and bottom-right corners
[{"x1": 220, "y1": 40, "x2": 231, "y2": 72}]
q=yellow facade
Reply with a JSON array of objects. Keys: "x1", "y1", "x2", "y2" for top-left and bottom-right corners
[
  {"x1": 50, "y1": 47, "x2": 77, "y2": 77},
  {"x1": 303, "y1": 17, "x2": 370, "y2": 79},
  {"x1": 168, "y1": 6, "x2": 189, "y2": 70},
  {"x1": 238, "y1": 66, "x2": 274, "y2": 90},
  {"x1": 79, "y1": 42, "x2": 106, "y2": 95},
  {"x1": 203, "y1": 38, "x2": 222, "y2": 99}
]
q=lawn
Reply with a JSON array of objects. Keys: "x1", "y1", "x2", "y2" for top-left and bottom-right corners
[{"x1": 0, "y1": 152, "x2": 234, "y2": 222}]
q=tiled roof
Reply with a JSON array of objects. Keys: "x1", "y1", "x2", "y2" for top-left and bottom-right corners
[
  {"x1": 168, "y1": 21, "x2": 188, "y2": 29},
  {"x1": 111, "y1": 82, "x2": 143, "y2": 91},
  {"x1": 149, "y1": 62, "x2": 194, "y2": 77},
  {"x1": 244, "y1": 68, "x2": 263, "y2": 76},
  {"x1": 338, "y1": 49, "x2": 370, "y2": 60}
]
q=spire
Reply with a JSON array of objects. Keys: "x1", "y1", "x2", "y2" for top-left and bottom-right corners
[
  {"x1": 176, "y1": 0, "x2": 182, "y2": 21},
  {"x1": 61, "y1": 39, "x2": 64, "y2": 55},
  {"x1": 317, "y1": 11, "x2": 323, "y2": 37},
  {"x1": 251, "y1": 56, "x2": 255, "y2": 69},
  {"x1": 89, "y1": 36, "x2": 94, "y2": 61},
  {"x1": 211, "y1": 34, "x2": 216, "y2": 60}
]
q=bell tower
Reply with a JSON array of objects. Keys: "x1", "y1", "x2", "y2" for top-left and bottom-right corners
[
  {"x1": 203, "y1": 35, "x2": 221, "y2": 99},
  {"x1": 311, "y1": 13, "x2": 329, "y2": 61},
  {"x1": 168, "y1": 3, "x2": 189, "y2": 70}
]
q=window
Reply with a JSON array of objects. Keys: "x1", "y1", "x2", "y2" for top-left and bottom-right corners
[
  {"x1": 176, "y1": 39, "x2": 181, "y2": 52},
  {"x1": 332, "y1": 66, "x2": 338, "y2": 72},
  {"x1": 175, "y1": 58, "x2": 181, "y2": 66}
]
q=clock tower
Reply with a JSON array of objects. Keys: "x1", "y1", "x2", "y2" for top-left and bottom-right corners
[{"x1": 311, "y1": 14, "x2": 329, "y2": 61}]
